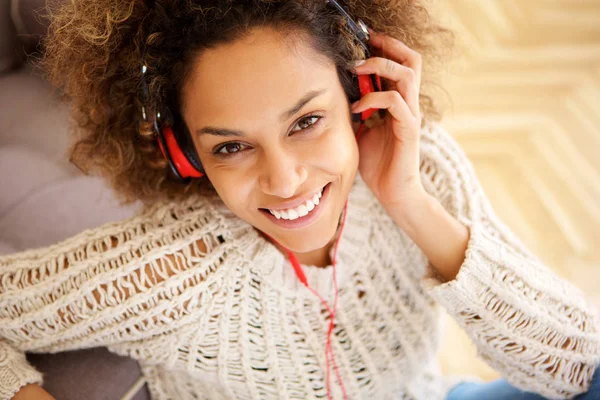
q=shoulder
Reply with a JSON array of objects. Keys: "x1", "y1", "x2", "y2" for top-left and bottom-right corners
[
  {"x1": 0, "y1": 188, "x2": 232, "y2": 293},
  {"x1": 137, "y1": 186, "x2": 223, "y2": 225},
  {"x1": 133, "y1": 186, "x2": 238, "y2": 260},
  {"x1": 0, "y1": 188, "x2": 237, "y2": 331}
]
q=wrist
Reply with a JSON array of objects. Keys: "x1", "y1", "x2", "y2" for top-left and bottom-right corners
[{"x1": 385, "y1": 190, "x2": 470, "y2": 282}]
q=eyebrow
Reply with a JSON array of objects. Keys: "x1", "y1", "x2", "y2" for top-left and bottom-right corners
[{"x1": 195, "y1": 89, "x2": 327, "y2": 138}]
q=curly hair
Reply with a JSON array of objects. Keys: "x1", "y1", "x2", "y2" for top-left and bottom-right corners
[{"x1": 39, "y1": 0, "x2": 455, "y2": 207}]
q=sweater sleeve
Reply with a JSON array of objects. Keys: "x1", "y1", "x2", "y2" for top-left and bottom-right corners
[
  {"x1": 0, "y1": 341, "x2": 44, "y2": 400},
  {"x1": 0, "y1": 193, "x2": 229, "y2": 398},
  {"x1": 417, "y1": 121, "x2": 600, "y2": 399}
]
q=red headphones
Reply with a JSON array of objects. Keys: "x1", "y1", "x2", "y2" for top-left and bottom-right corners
[{"x1": 139, "y1": 1, "x2": 382, "y2": 183}]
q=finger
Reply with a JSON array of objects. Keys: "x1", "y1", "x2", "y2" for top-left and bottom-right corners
[
  {"x1": 353, "y1": 58, "x2": 420, "y2": 118},
  {"x1": 352, "y1": 90, "x2": 418, "y2": 132},
  {"x1": 367, "y1": 29, "x2": 422, "y2": 90}
]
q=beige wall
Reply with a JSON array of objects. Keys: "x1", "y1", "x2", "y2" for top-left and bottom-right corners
[{"x1": 430, "y1": 0, "x2": 600, "y2": 380}]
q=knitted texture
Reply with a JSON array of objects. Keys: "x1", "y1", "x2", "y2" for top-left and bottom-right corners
[
  {"x1": 1, "y1": 121, "x2": 599, "y2": 400},
  {"x1": 0, "y1": 342, "x2": 43, "y2": 400}
]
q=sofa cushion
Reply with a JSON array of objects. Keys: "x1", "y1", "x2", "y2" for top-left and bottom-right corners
[
  {"x1": 0, "y1": 240, "x2": 17, "y2": 255},
  {"x1": 0, "y1": 65, "x2": 75, "y2": 166},
  {"x1": 27, "y1": 347, "x2": 151, "y2": 400},
  {"x1": 0, "y1": 145, "x2": 71, "y2": 217}
]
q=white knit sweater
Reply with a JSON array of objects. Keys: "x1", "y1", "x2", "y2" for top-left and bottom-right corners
[{"x1": 1, "y1": 121, "x2": 599, "y2": 400}]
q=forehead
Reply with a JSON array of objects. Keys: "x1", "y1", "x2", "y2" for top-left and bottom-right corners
[{"x1": 181, "y1": 27, "x2": 338, "y2": 126}]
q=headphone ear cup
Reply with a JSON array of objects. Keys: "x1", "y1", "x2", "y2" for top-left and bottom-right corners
[
  {"x1": 357, "y1": 73, "x2": 382, "y2": 121},
  {"x1": 171, "y1": 121, "x2": 206, "y2": 176},
  {"x1": 160, "y1": 125, "x2": 204, "y2": 179},
  {"x1": 179, "y1": 142, "x2": 205, "y2": 176}
]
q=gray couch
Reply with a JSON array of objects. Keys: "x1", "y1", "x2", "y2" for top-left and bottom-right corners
[{"x1": 1, "y1": 1, "x2": 150, "y2": 399}]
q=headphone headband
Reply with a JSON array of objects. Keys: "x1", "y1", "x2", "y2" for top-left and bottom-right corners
[
  {"x1": 139, "y1": 50, "x2": 195, "y2": 182},
  {"x1": 326, "y1": 0, "x2": 370, "y2": 53}
]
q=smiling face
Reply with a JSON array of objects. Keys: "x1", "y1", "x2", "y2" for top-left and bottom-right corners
[{"x1": 181, "y1": 26, "x2": 359, "y2": 255}]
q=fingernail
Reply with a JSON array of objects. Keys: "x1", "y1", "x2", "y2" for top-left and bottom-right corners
[
  {"x1": 351, "y1": 100, "x2": 361, "y2": 111},
  {"x1": 353, "y1": 60, "x2": 366, "y2": 68}
]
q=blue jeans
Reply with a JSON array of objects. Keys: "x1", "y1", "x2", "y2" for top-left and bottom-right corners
[{"x1": 446, "y1": 364, "x2": 600, "y2": 400}]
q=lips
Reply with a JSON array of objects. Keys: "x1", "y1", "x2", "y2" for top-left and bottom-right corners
[
  {"x1": 259, "y1": 182, "x2": 332, "y2": 230},
  {"x1": 260, "y1": 183, "x2": 328, "y2": 212},
  {"x1": 263, "y1": 184, "x2": 327, "y2": 211},
  {"x1": 267, "y1": 186, "x2": 325, "y2": 220}
]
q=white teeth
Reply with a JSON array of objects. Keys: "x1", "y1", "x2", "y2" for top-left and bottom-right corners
[
  {"x1": 268, "y1": 185, "x2": 326, "y2": 221},
  {"x1": 296, "y1": 204, "x2": 309, "y2": 217}
]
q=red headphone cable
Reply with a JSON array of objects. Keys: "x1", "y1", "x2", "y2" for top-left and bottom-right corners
[{"x1": 264, "y1": 198, "x2": 350, "y2": 400}]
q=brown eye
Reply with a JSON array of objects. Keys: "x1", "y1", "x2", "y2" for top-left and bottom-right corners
[
  {"x1": 214, "y1": 142, "x2": 248, "y2": 157},
  {"x1": 291, "y1": 115, "x2": 322, "y2": 133}
]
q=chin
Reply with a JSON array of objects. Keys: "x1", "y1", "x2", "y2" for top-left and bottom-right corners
[{"x1": 280, "y1": 226, "x2": 336, "y2": 254}]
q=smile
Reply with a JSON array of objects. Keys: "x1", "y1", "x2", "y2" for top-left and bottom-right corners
[
  {"x1": 260, "y1": 183, "x2": 331, "y2": 230},
  {"x1": 268, "y1": 187, "x2": 324, "y2": 220}
]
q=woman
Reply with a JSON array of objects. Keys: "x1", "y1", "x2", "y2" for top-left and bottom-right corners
[{"x1": 2, "y1": 0, "x2": 599, "y2": 399}]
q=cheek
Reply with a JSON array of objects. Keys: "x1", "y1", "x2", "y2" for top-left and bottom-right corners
[
  {"x1": 208, "y1": 174, "x2": 255, "y2": 216},
  {"x1": 318, "y1": 127, "x2": 359, "y2": 174}
]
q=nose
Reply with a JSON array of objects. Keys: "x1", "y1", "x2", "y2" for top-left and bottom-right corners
[{"x1": 258, "y1": 148, "x2": 308, "y2": 198}]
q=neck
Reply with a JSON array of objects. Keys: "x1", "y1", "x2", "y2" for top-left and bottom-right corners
[{"x1": 293, "y1": 233, "x2": 338, "y2": 268}]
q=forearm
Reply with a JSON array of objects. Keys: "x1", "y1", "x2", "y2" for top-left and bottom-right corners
[
  {"x1": 385, "y1": 192, "x2": 470, "y2": 283},
  {"x1": 11, "y1": 384, "x2": 55, "y2": 400}
]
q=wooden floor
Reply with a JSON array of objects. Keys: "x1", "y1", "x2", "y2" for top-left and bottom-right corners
[{"x1": 430, "y1": 0, "x2": 600, "y2": 381}]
